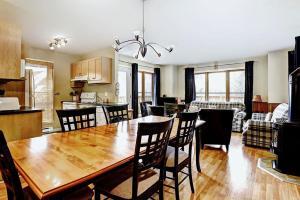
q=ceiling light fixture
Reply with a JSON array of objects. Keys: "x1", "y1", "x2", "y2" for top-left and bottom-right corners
[
  {"x1": 49, "y1": 37, "x2": 68, "y2": 50},
  {"x1": 112, "y1": 0, "x2": 174, "y2": 59}
]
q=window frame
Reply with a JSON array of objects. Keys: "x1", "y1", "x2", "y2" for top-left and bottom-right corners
[
  {"x1": 195, "y1": 69, "x2": 245, "y2": 102},
  {"x1": 138, "y1": 71, "x2": 154, "y2": 102}
]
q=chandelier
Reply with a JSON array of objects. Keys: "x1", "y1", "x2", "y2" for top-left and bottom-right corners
[
  {"x1": 49, "y1": 37, "x2": 68, "y2": 50},
  {"x1": 112, "y1": 0, "x2": 174, "y2": 59}
]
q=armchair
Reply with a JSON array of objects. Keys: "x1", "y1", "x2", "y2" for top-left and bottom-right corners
[{"x1": 242, "y1": 103, "x2": 289, "y2": 148}]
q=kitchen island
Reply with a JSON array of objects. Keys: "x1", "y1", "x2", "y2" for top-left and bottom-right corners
[{"x1": 0, "y1": 106, "x2": 43, "y2": 142}]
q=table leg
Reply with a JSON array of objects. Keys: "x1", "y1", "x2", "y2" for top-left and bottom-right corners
[{"x1": 195, "y1": 126, "x2": 201, "y2": 172}]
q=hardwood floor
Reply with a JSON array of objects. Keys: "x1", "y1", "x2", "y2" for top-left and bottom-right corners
[{"x1": 1, "y1": 133, "x2": 300, "y2": 199}]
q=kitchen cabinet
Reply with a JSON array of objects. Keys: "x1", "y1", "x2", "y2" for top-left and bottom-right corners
[
  {"x1": 71, "y1": 57, "x2": 112, "y2": 83},
  {"x1": 71, "y1": 61, "x2": 88, "y2": 79},
  {"x1": 0, "y1": 23, "x2": 21, "y2": 80}
]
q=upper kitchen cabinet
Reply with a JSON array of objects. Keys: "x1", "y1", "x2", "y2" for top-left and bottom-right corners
[
  {"x1": 71, "y1": 57, "x2": 112, "y2": 84},
  {"x1": 0, "y1": 23, "x2": 21, "y2": 80},
  {"x1": 71, "y1": 60, "x2": 88, "y2": 80}
]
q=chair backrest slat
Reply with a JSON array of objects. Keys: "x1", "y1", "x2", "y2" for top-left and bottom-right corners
[
  {"x1": 56, "y1": 107, "x2": 97, "y2": 132},
  {"x1": 103, "y1": 104, "x2": 129, "y2": 124},
  {"x1": 175, "y1": 112, "x2": 199, "y2": 147},
  {"x1": 0, "y1": 131, "x2": 25, "y2": 200}
]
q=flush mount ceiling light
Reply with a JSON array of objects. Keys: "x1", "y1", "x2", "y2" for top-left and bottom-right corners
[
  {"x1": 49, "y1": 37, "x2": 68, "y2": 50},
  {"x1": 112, "y1": 0, "x2": 174, "y2": 59}
]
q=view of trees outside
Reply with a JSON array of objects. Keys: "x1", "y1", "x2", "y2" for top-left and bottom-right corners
[
  {"x1": 230, "y1": 71, "x2": 245, "y2": 102},
  {"x1": 195, "y1": 74, "x2": 205, "y2": 101},
  {"x1": 26, "y1": 65, "x2": 53, "y2": 127},
  {"x1": 195, "y1": 70, "x2": 245, "y2": 102}
]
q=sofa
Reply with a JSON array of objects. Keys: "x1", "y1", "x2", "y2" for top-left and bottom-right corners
[
  {"x1": 188, "y1": 101, "x2": 247, "y2": 132},
  {"x1": 242, "y1": 103, "x2": 289, "y2": 148}
]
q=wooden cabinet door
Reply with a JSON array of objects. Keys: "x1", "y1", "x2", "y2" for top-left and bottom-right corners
[
  {"x1": 71, "y1": 63, "x2": 77, "y2": 79},
  {"x1": 0, "y1": 23, "x2": 21, "y2": 79},
  {"x1": 95, "y1": 58, "x2": 102, "y2": 80},
  {"x1": 81, "y1": 60, "x2": 88, "y2": 77},
  {"x1": 88, "y1": 58, "x2": 102, "y2": 81},
  {"x1": 100, "y1": 57, "x2": 112, "y2": 83},
  {"x1": 88, "y1": 59, "x2": 95, "y2": 80}
]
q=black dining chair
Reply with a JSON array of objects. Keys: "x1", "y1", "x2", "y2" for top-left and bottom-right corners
[
  {"x1": 102, "y1": 104, "x2": 129, "y2": 124},
  {"x1": 163, "y1": 112, "x2": 198, "y2": 200},
  {"x1": 56, "y1": 107, "x2": 97, "y2": 132},
  {"x1": 149, "y1": 106, "x2": 165, "y2": 116},
  {"x1": 140, "y1": 101, "x2": 152, "y2": 117},
  {"x1": 164, "y1": 103, "x2": 187, "y2": 117},
  {"x1": 0, "y1": 130, "x2": 94, "y2": 200},
  {"x1": 93, "y1": 117, "x2": 175, "y2": 200}
]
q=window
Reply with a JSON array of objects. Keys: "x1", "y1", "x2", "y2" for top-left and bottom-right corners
[
  {"x1": 195, "y1": 70, "x2": 245, "y2": 102},
  {"x1": 138, "y1": 72, "x2": 153, "y2": 103},
  {"x1": 195, "y1": 74, "x2": 205, "y2": 101},
  {"x1": 25, "y1": 60, "x2": 54, "y2": 127},
  {"x1": 117, "y1": 67, "x2": 131, "y2": 104},
  {"x1": 229, "y1": 71, "x2": 245, "y2": 102},
  {"x1": 209, "y1": 72, "x2": 226, "y2": 102}
]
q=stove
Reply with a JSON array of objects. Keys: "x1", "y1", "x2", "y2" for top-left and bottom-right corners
[{"x1": 80, "y1": 92, "x2": 97, "y2": 104}]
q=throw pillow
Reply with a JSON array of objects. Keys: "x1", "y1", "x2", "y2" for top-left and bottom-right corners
[{"x1": 265, "y1": 112, "x2": 273, "y2": 122}]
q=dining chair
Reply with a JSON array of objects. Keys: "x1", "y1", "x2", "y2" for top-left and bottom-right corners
[
  {"x1": 163, "y1": 112, "x2": 199, "y2": 200},
  {"x1": 93, "y1": 117, "x2": 175, "y2": 200},
  {"x1": 164, "y1": 103, "x2": 187, "y2": 117},
  {"x1": 140, "y1": 101, "x2": 152, "y2": 117},
  {"x1": 56, "y1": 107, "x2": 97, "y2": 132},
  {"x1": 149, "y1": 105, "x2": 165, "y2": 116},
  {"x1": 0, "y1": 130, "x2": 94, "y2": 200},
  {"x1": 102, "y1": 104, "x2": 129, "y2": 124}
]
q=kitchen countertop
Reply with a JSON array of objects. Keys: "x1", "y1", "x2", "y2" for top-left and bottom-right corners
[{"x1": 0, "y1": 106, "x2": 43, "y2": 115}]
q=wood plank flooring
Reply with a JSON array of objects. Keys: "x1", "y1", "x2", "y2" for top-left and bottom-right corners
[{"x1": 1, "y1": 133, "x2": 300, "y2": 200}]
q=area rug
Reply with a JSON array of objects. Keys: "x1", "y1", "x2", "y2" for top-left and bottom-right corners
[{"x1": 258, "y1": 157, "x2": 300, "y2": 186}]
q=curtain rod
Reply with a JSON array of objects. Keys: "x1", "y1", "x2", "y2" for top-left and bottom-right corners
[
  {"x1": 194, "y1": 61, "x2": 256, "y2": 69},
  {"x1": 118, "y1": 59, "x2": 158, "y2": 69}
]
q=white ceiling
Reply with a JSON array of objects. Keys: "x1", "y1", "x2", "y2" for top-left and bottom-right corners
[{"x1": 1, "y1": 0, "x2": 300, "y2": 65}]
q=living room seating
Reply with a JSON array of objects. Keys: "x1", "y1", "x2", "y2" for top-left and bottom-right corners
[
  {"x1": 242, "y1": 103, "x2": 289, "y2": 148},
  {"x1": 198, "y1": 109, "x2": 234, "y2": 151},
  {"x1": 188, "y1": 101, "x2": 246, "y2": 132}
]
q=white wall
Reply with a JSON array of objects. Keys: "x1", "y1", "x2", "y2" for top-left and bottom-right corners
[
  {"x1": 268, "y1": 49, "x2": 289, "y2": 103},
  {"x1": 160, "y1": 65, "x2": 178, "y2": 97},
  {"x1": 253, "y1": 56, "x2": 268, "y2": 102}
]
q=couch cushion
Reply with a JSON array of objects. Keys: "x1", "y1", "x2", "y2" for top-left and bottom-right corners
[{"x1": 271, "y1": 103, "x2": 289, "y2": 122}]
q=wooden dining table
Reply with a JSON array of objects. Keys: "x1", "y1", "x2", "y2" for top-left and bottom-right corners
[{"x1": 8, "y1": 116, "x2": 205, "y2": 199}]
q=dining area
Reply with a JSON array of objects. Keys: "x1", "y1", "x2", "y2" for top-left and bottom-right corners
[{"x1": 0, "y1": 103, "x2": 206, "y2": 200}]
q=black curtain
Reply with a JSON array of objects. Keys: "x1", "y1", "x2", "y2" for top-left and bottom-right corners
[
  {"x1": 153, "y1": 68, "x2": 161, "y2": 105},
  {"x1": 244, "y1": 61, "x2": 254, "y2": 120},
  {"x1": 289, "y1": 51, "x2": 295, "y2": 75},
  {"x1": 185, "y1": 68, "x2": 196, "y2": 104},
  {"x1": 132, "y1": 63, "x2": 138, "y2": 119}
]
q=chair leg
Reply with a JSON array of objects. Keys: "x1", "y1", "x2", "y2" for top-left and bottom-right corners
[
  {"x1": 174, "y1": 170, "x2": 180, "y2": 200},
  {"x1": 159, "y1": 181, "x2": 164, "y2": 200},
  {"x1": 95, "y1": 189, "x2": 100, "y2": 200},
  {"x1": 226, "y1": 144, "x2": 229, "y2": 152},
  {"x1": 188, "y1": 159, "x2": 195, "y2": 193}
]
